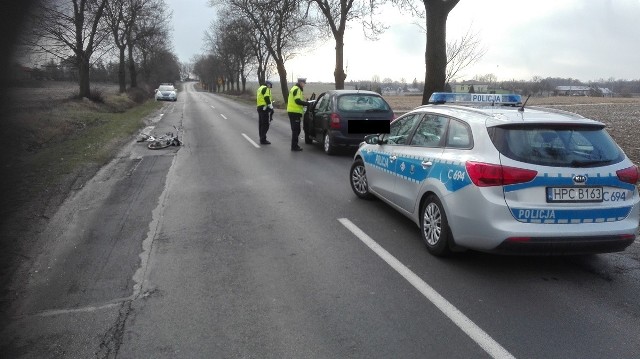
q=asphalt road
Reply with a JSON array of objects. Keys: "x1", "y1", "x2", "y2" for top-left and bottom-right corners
[{"x1": 2, "y1": 82, "x2": 639, "y2": 358}]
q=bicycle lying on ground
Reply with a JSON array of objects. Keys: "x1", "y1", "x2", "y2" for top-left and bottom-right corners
[{"x1": 136, "y1": 125, "x2": 182, "y2": 149}]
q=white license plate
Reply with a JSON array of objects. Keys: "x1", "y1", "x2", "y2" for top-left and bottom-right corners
[{"x1": 546, "y1": 187, "x2": 603, "y2": 203}]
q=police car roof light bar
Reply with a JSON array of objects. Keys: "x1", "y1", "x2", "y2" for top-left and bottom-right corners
[{"x1": 429, "y1": 92, "x2": 522, "y2": 106}]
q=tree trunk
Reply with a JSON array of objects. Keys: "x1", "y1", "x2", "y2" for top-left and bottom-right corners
[
  {"x1": 127, "y1": 42, "x2": 137, "y2": 88},
  {"x1": 422, "y1": 0, "x2": 459, "y2": 105},
  {"x1": 276, "y1": 60, "x2": 289, "y2": 105},
  {"x1": 334, "y1": 36, "x2": 346, "y2": 90},
  {"x1": 78, "y1": 55, "x2": 91, "y2": 99},
  {"x1": 118, "y1": 46, "x2": 126, "y2": 93},
  {"x1": 257, "y1": 64, "x2": 265, "y2": 84}
]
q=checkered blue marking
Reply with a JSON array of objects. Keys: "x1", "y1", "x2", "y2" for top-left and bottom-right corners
[
  {"x1": 361, "y1": 150, "x2": 472, "y2": 192},
  {"x1": 510, "y1": 206, "x2": 633, "y2": 224}
]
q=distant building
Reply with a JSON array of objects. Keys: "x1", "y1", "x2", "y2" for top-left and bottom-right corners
[
  {"x1": 599, "y1": 87, "x2": 614, "y2": 97},
  {"x1": 555, "y1": 85, "x2": 614, "y2": 97},
  {"x1": 451, "y1": 81, "x2": 489, "y2": 93},
  {"x1": 555, "y1": 85, "x2": 591, "y2": 96}
]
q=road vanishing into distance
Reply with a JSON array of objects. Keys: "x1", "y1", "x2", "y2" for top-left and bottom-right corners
[{"x1": 2, "y1": 82, "x2": 639, "y2": 358}]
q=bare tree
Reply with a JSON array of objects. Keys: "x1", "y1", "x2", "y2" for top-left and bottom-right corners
[
  {"x1": 206, "y1": 11, "x2": 255, "y2": 92},
  {"x1": 130, "y1": 0, "x2": 171, "y2": 87},
  {"x1": 145, "y1": 48, "x2": 180, "y2": 84},
  {"x1": 246, "y1": 20, "x2": 272, "y2": 84},
  {"x1": 104, "y1": 0, "x2": 142, "y2": 92},
  {"x1": 411, "y1": 22, "x2": 485, "y2": 85},
  {"x1": 394, "y1": 0, "x2": 459, "y2": 104},
  {"x1": 209, "y1": 0, "x2": 313, "y2": 103},
  {"x1": 193, "y1": 54, "x2": 224, "y2": 92},
  {"x1": 307, "y1": 0, "x2": 386, "y2": 89},
  {"x1": 25, "y1": 0, "x2": 110, "y2": 98},
  {"x1": 444, "y1": 27, "x2": 486, "y2": 84},
  {"x1": 421, "y1": 0, "x2": 459, "y2": 104},
  {"x1": 180, "y1": 61, "x2": 193, "y2": 80}
]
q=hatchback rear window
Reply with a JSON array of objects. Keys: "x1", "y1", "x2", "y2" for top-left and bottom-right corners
[
  {"x1": 489, "y1": 125, "x2": 624, "y2": 167},
  {"x1": 337, "y1": 95, "x2": 390, "y2": 112}
]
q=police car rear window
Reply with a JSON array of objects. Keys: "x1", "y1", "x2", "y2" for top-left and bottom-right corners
[{"x1": 488, "y1": 125, "x2": 624, "y2": 167}]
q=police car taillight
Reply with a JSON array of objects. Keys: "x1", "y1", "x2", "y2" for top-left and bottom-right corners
[
  {"x1": 616, "y1": 165, "x2": 639, "y2": 185},
  {"x1": 466, "y1": 162, "x2": 537, "y2": 187}
]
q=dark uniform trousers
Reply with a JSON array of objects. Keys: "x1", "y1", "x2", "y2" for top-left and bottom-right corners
[
  {"x1": 258, "y1": 108, "x2": 270, "y2": 142},
  {"x1": 288, "y1": 112, "x2": 302, "y2": 149}
]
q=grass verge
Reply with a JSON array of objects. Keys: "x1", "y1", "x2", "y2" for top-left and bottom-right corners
[
  {"x1": 0, "y1": 93, "x2": 162, "y2": 313},
  {"x1": 2, "y1": 97, "x2": 162, "y2": 215}
]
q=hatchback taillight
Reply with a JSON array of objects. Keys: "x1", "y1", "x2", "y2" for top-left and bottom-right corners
[
  {"x1": 465, "y1": 161, "x2": 538, "y2": 187},
  {"x1": 330, "y1": 113, "x2": 341, "y2": 129},
  {"x1": 616, "y1": 165, "x2": 640, "y2": 185}
]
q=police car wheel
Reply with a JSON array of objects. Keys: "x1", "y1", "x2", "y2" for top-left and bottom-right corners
[
  {"x1": 421, "y1": 195, "x2": 451, "y2": 256},
  {"x1": 350, "y1": 159, "x2": 373, "y2": 200},
  {"x1": 323, "y1": 133, "x2": 335, "y2": 155}
]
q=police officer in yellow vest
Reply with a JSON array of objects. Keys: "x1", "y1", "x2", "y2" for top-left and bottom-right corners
[
  {"x1": 287, "y1": 78, "x2": 311, "y2": 151},
  {"x1": 256, "y1": 80, "x2": 273, "y2": 145}
]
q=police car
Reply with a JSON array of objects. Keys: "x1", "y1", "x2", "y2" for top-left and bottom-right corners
[
  {"x1": 349, "y1": 93, "x2": 639, "y2": 256},
  {"x1": 155, "y1": 84, "x2": 177, "y2": 101}
]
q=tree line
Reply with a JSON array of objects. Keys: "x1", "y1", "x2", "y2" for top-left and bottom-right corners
[
  {"x1": 196, "y1": 0, "x2": 463, "y2": 105},
  {"x1": 18, "y1": 0, "x2": 181, "y2": 99}
]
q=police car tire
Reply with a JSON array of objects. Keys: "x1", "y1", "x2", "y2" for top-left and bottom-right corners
[
  {"x1": 421, "y1": 195, "x2": 452, "y2": 256},
  {"x1": 350, "y1": 159, "x2": 374, "y2": 200},
  {"x1": 323, "y1": 133, "x2": 335, "y2": 155}
]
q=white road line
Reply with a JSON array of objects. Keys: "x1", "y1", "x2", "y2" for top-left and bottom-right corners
[
  {"x1": 36, "y1": 300, "x2": 126, "y2": 317},
  {"x1": 338, "y1": 218, "x2": 516, "y2": 359},
  {"x1": 211, "y1": 105, "x2": 216, "y2": 109},
  {"x1": 242, "y1": 133, "x2": 260, "y2": 148},
  {"x1": 220, "y1": 114, "x2": 227, "y2": 120}
]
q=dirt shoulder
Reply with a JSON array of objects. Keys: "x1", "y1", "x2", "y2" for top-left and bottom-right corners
[{"x1": 0, "y1": 83, "x2": 162, "y2": 325}]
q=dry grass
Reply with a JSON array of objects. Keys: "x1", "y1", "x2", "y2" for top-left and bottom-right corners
[{"x1": 0, "y1": 83, "x2": 162, "y2": 291}]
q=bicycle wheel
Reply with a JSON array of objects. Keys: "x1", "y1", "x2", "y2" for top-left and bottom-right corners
[{"x1": 147, "y1": 139, "x2": 172, "y2": 149}]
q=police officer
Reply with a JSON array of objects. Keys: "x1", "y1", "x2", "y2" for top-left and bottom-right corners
[
  {"x1": 287, "y1": 77, "x2": 311, "y2": 151},
  {"x1": 256, "y1": 80, "x2": 273, "y2": 145}
]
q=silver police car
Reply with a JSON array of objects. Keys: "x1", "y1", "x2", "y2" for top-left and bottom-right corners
[{"x1": 349, "y1": 93, "x2": 639, "y2": 256}]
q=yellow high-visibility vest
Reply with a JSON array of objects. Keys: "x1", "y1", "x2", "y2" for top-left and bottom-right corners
[
  {"x1": 256, "y1": 85, "x2": 271, "y2": 107},
  {"x1": 287, "y1": 85, "x2": 304, "y2": 114}
]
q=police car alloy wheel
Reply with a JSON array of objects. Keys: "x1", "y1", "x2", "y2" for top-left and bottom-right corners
[
  {"x1": 350, "y1": 159, "x2": 373, "y2": 199},
  {"x1": 421, "y1": 194, "x2": 451, "y2": 256}
]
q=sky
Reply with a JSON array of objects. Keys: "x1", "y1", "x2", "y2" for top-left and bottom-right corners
[{"x1": 167, "y1": 0, "x2": 640, "y2": 83}]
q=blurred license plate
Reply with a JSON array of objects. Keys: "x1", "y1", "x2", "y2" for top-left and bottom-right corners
[{"x1": 546, "y1": 187, "x2": 603, "y2": 203}]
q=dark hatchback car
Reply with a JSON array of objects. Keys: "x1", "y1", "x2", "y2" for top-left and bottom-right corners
[{"x1": 303, "y1": 90, "x2": 394, "y2": 154}]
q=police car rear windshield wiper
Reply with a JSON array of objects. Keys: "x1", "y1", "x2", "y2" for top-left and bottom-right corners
[
  {"x1": 365, "y1": 108, "x2": 387, "y2": 112},
  {"x1": 570, "y1": 159, "x2": 611, "y2": 168}
]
